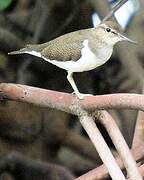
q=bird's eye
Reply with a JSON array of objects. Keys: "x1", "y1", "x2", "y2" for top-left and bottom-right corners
[{"x1": 106, "y1": 28, "x2": 111, "y2": 32}]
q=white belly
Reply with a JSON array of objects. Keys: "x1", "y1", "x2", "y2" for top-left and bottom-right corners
[{"x1": 45, "y1": 51, "x2": 100, "y2": 72}]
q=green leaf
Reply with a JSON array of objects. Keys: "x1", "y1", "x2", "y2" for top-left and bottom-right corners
[{"x1": 0, "y1": 0, "x2": 12, "y2": 11}]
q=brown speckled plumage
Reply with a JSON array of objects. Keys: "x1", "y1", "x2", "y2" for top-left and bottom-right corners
[{"x1": 34, "y1": 29, "x2": 92, "y2": 61}]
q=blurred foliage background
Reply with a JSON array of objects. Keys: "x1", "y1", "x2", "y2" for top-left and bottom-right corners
[{"x1": 0, "y1": 0, "x2": 143, "y2": 179}]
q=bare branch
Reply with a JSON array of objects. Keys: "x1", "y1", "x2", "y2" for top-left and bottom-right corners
[
  {"x1": 132, "y1": 111, "x2": 144, "y2": 148},
  {"x1": 132, "y1": 87, "x2": 144, "y2": 148},
  {"x1": 99, "y1": 111, "x2": 142, "y2": 179},
  {"x1": 79, "y1": 112, "x2": 126, "y2": 180},
  {"x1": 0, "y1": 83, "x2": 144, "y2": 114},
  {"x1": 76, "y1": 143, "x2": 144, "y2": 180}
]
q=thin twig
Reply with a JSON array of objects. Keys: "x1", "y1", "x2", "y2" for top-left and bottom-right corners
[
  {"x1": 102, "y1": 0, "x2": 129, "y2": 21},
  {"x1": 79, "y1": 112, "x2": 126, "y2": 180},
  {"x1": 99, "y1": 111, "x2": 142, "y2": 180}
]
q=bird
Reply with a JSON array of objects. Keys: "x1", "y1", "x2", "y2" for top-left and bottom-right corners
[{"x1": 8, "y1": 21, "x2": 136, "y2": 99}]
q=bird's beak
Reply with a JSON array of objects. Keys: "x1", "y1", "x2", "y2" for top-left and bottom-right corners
[{"x1": 118, "y1": 33, "x2": 137, "y2": 44}]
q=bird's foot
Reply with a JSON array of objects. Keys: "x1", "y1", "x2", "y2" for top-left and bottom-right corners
[{"x1": 72, "y1": 92, "x2": 93, "y2": 100}]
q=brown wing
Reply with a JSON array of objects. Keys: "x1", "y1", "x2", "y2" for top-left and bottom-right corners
[{"x1": 41, "y1": 29, "x2": 90, "y2": 62}]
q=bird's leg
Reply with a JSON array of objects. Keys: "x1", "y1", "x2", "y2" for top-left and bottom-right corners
[
  {"x1": 67, "y1": 72, "x2": 93, "y2": 99},
  {"x1": 67, "y1": 72, "x2": 84, "y2": 99}
]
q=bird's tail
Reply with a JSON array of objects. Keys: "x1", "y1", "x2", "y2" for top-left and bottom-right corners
[
  {"x1": 8, "y1": 44, "x2": 38, "y2": 55},
  {"x1": 8, "y1": 47, "x2": 29, "y2": 55}
]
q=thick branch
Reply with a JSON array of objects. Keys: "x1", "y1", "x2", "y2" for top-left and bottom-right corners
[{"x1": 0, "y1": 83, "x2": 144, "y2": 114}]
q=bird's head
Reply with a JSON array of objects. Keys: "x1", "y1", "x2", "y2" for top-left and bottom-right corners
[{"x1": 96, "y1": 21, "x2": 137, "y2": 46}]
